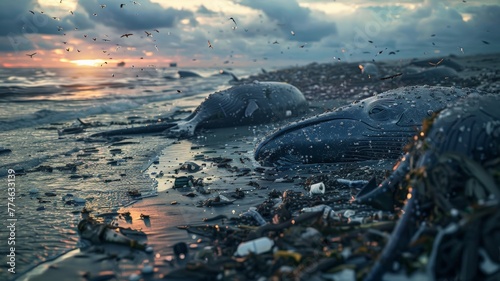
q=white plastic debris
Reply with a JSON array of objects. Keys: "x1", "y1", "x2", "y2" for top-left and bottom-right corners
[
  {"x1": 343, "y1": 210, "x2": 356, "y2": 218},
  {"x1": 309, "y1": 182, "x2": 325, "y2": 195},
  {"x1": 129, "y1": 273, "x2": 140, "y2": 281},
  {"x1": 234, "y1": 237, "x2": 274, "y2": 257}
]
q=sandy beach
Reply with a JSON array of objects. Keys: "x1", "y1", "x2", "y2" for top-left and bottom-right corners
[{"x1": 8, "y1": 53, "x2": 500, "y2": 281}]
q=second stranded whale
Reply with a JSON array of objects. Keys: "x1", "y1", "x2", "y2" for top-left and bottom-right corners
[
  {"x1": 254, "y1": 85, "x2": 482, "y2": 166},
  {"x1": 92, "y1": 82, "x2": 308, "y2": 138}
]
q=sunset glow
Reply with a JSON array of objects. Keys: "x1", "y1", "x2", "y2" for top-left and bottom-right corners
[
  {"x1": 69, "y1": 59, "x2": 106, "y2": 67},
  {"x1": 0, "y1": 0, "x2": 498, "y2": 68}
]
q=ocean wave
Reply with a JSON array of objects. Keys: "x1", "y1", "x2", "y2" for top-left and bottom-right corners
[{"x1": 0, "y1": 98, "x2": 153, "y2": 131}]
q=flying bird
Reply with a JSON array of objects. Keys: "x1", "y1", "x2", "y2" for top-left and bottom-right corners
[
  {"x1": 26, "y1": 53, "x2": 36, "y2": 58},
  {"x1": 291, "y1": 31, "x2": 295, "y2": 36},
  {"x1": 70, "y1": 10, "x2": 73, "y2": 15},
  {"x1": 120, "y1": 4, "x2": 125, "y2": 8},
  {"x1": 100, "y1": 4, "x2": 106, "y2": 8},
  {"x1": 428, "y1": 58, "x2": 444, "y2": 66},
  {"x1": 154, "y1": 29, "x2": 159, "y2": 33},
  {"x1": 29, "y1": 10, "x2": 35, "y2": 14},
  {"x1": 229, "y1": 17, "x2": 237, "y2": 26},
  {"x1": 121, "y1": 33, "x2": 133, "y2": 38},
  {"x1": 103, "y1": 38, "x2": 110, "y2": 41},
  {"x1": 145, "y1": 31, "x2": 152, "y2": 37},
  {"x1": 208, "y1": 40, "x2": 213, "y2": 49}
]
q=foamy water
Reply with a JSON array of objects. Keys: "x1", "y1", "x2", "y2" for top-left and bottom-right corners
[{"x1": 0, "y1": 66, "x2": 258, "y2": 279}]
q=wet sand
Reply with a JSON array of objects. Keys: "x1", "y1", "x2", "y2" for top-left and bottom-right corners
[{"x1": 14, "y1": 53, "x2": 500, "y2": 281}]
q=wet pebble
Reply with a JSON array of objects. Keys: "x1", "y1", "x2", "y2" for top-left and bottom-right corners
[
  {"x1": 128, "y1": 273, "x2": 140, "y2": 281},
  {"x1": 141, "y1": 264, "x2": 154, "y2": 274}
]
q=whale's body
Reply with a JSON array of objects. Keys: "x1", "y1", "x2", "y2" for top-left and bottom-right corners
[
  {"x1": 355, "y1": 91, "x2": 500, "y2": 281},
  {"x1": 92, "y1": 82, "x2": 308, "y2": 137},
  {"x1": 176, "y1": 82, "x2": 307, "y2": 133},
  {"x1": 254, "y1": 85, "x2": 480, "y2": 166}
]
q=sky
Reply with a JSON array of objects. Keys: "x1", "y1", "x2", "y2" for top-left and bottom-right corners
[{"x1": 0, "y1": 0, "x2": 498, "y2": 68}]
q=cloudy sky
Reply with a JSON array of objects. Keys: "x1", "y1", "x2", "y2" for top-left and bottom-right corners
[{"x1": 0, "y1": 0, "x2": 498, "y2": 68}]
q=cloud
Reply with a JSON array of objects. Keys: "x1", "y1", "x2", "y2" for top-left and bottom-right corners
[
  {"x1": 465, "y1": 5, "x2": 500, "y2": 36},
  {"x1": 326, "y1": 0, "x2": 499, "y2": 61},
  {"x1": 78, "y1": 0, "x2": 197, "y2": 31},
  {"x1": 0, "y1": 0, "x2": 498, "y2": 67},
  {"x1": 237, "y1": 0, "x2": 336, "y2": 42},
  {"x1": 197, "y1": 5, "x2": 217, "y2": 16},
  {"x1": 0, "y1": 0, "x2": 96, "y2": 36}
]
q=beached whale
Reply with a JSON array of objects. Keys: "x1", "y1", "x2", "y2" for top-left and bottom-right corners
[
  {"x1": 92, "y1": 82, "x2": 308, "y2": 137},
  {"x1": 178, "y1": 70, "x2": 202, "y2": 78},
  {"x1": 254, "y1": 85, "x2": 480, "y2": 166},
  {"x1": 355, "y1": 93, "x2": 500, "y2": 281}
]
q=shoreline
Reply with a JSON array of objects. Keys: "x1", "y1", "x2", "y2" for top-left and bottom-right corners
[{"x1": 12, "y1": 52, "x2": 500, "y2": 281}]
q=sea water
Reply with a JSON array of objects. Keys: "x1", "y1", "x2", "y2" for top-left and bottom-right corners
[{"x1": 0, "y1": 66, "x2": 258, "y2": 278}]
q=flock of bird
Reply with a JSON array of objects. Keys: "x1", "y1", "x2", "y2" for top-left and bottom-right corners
[
  {"x1": 23, "y1": 1, "x2": 307, "y2": 65},
  {"x1": 22, "y1": 2, "x2": 481, "y2": 65}
]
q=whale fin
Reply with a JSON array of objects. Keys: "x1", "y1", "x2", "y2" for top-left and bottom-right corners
[
  {"x1": 356, "y1": 176, "x2": 378, "y2": 197},
  {"x1": 245, "y1": 100, "x2": 259, "y2": 117}
]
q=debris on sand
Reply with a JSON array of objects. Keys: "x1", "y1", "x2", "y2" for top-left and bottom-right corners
[{"x1": 77, "y1": 218, "x2": 147, "y2": 250}]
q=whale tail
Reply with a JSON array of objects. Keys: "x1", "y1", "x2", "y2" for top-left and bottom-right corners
[{"x1": 90, "y1": 122, "x2": 177, "y2": 137}]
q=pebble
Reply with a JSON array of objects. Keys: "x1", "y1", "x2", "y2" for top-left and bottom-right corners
[
  {"x1": 141, "y1": 264, "x2": 154, "y2": 274},
  {"x1": 74, "y1": 197, "x2": 86, "y2": 204},
  {"x1": 129, "y1": 273, "x2": 140, "y2": 281}
]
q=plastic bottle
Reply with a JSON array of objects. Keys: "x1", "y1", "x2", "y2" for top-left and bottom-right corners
[{"x1": 234, "y1": 237, "x2": 274, "y2": 257}]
